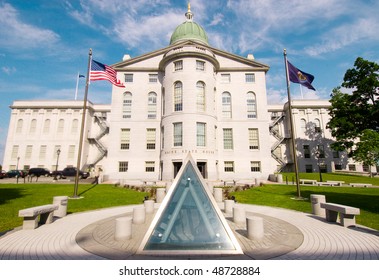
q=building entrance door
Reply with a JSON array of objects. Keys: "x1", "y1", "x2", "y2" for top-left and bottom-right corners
[
  {"x1": 173, "y1": 162, "x2": 182, "y2": 178},
  {"x1": 197, "y1": 162, "x2": 207, "y2": 179}
]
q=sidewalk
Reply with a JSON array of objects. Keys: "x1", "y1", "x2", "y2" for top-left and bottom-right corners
[{"x1": 0, "y1": 203, "x2": 378, "y2": 260}]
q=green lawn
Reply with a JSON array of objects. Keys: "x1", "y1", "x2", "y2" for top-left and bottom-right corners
[
  {"x1": 0, "y1": 184, "x2": 147, "y2": 233},
  {"x1": 1, "y1": 177, "x2": 379, "y2": 233},
  {"x1": 231, "y1": 184, "x2": 379, "y2": 230},
  {"x1": 280, "y1": 172, "x2": 379, "y2": 185}
]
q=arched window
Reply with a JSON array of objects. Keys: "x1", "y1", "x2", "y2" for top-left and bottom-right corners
[
  {"x1": 29, "y1": 119, "x2": 37, "y2": 134},
  {"x1": 147, "y1": 92, "x2": 157, "y2": 119},
  {"x1": 174, "y1": 81, "x2": 183, "y2": 111},
  {"x1": 57, "y1": 119, "x2": 65, "y2": 133},
  {"x1": 247, "y1": 92, "x2": 257, "y2": 118},
  {"x1": 314, "y1": 118, "x2": 321, "y2": 133},
  {"x1": 196, "y1": 81, "x2": 205, "y2": 112},
  {"x1": 16, "y1": 119, "x2": 23, "y2": 133},
  {"x1": 123, "y1": 92, "x2": 132, "y2": 119},
  {"x1": 71, "y1": 119, "x2": 79, "y2": 134},
  {"x1": 222, "y1": 92, "x2": 232, "y2": 118},
  {"x1": 300, "y1": 119, "x2": 306, "y2": 133},
  {"x1": 43, "y1": 119, "x2": 50, "y2": 134}
]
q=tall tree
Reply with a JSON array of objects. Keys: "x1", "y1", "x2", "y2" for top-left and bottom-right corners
[
  {"x1": 352, "y1": 129, "x2": 379, "y2": 176},
  {"x1": 327, "y1": 57, "x2": 379, "y2": 159}
]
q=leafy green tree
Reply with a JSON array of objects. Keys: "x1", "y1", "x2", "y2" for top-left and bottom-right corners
[
  {"x1": 353, "y1": 129, "x2": 379, "y2": 177},
  {"x1": 327, "y1": 57, "x2": 379, "y2": 167}
]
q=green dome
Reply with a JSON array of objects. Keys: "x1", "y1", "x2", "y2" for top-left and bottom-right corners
[{"x1": 170, "y1": 21, "x2": 209, "y2": 45}]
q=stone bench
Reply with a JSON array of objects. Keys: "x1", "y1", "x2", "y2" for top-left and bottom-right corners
[
  {"x1": 320, "y1": 202, "x2": 360, "y2": 227},
  {"x1": 300, "y1": 179, "x2": 317, "y2": 185},
  {"x1": 19, "y1": 204, "x2": 59, "y2": 230},
  {"x1": 349, "y1": 183, "x2": 372, "y2": 188},
  {"x1": 326, "y1": 181, "x2": 345, "y2": 186},
  {"x1": 316, "y1": 182, "x2": 335, "y2": 186}
]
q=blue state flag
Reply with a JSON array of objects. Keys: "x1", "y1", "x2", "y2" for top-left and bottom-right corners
[{"x1": 287, "y1": 61, "x2": 316, "y2": 91}]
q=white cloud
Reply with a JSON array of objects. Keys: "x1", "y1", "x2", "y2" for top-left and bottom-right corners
[
  {"x1": 2, "y1": 66, "x2": 16, "y2": 75},
  {"x1": 305, "y1": 18, "x2": 379, "y2": 57},
  {"x1": 267, "y1": 88, "x2": 287, "y2": 104},
  {"x1": 0, "y1": 3, "x2": 60, "y2": 50},
  {"x1": 209, "y1": 13, "x2": 224, "y2": 26},
  {"x1": 111, "y1": 11, "x2": 183, "y2": 50}
]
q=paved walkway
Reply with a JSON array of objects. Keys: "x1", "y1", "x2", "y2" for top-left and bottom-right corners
[{"x1": 0, "y1": 203, "x2": 378, "y2": 260}]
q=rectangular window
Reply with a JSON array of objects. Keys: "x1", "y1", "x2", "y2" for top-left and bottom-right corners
[
  {"x1": 174, "y1": 60, "x2": 183, "y2": 71},
  {"x1": 173, "y1": 123, "x2": 182, "y2": 147},
  {"x1": 221, "y1": 74, "x2": 231, "y2": 83},
  {"x1": 197, "y1": 123, "x2": 206, "y2": 147},
  {"x1": 120, "y1": 128, "x2": 130, "y2": 150},
  {"x1": 335, "y1": 164, "x2": 342, "y2": 170},
  {"x1": 245, "y1": 73, "x2": 255, "y2": 83},
  {"x1": 196, "y1": 60, "x2": 205, "y2": 71},
  {"x1": 303, "y1": 145, "x2": 310, "y2": 158},
  {"x1": 11, "y1": 145, "x2": 19, "y2": 160},
  {"x1": 224, "y1": 161, "x2": 234, "y2": 172},
  {"x1": 145, "y1": 161, "x2": 155, "y2": 172},
  {"x1": 124, "y1": 74, "x2": 133, "y2": 83},
  {"x1": 39, "y1": 145, "x2": 47, "y2": 160},
  {"x1": 363, "y1": 165, "x2": 370, "y2": 172},
  {"x1": 25, "y1": 145, "x2": 32, "y2": 159},
  {"x1": 146, "y1": 128, "x2": 156, "y2": 150},
  {"x1": 320, "y1": 163, "x2": 327, "y2": 173},
  {"x1": 348, "y1": 164, "x2": 356, "y2": 171},
  {"x1": 332, "y1": 150, "x2": 339, "y2": 158},
  {"x1": 317, "y1": 145, "x2": 325, "y2": 158},
  {"x1": 223, "y1": 128, "x2": 233, "y2": 149},
  {"x1": 248, "y1": 128, "x2": 259, "y2": 149},
  {"x1": 149, "y1": 74, "x2": 158, "y2": 83},
  {"x1": 68, "y1": 145, "x2": 75, "y2": 159},
  {"x1": 119, "y1": 161, "x2": 128, "y2": 172},
  {"x1": 250, "y1": 161, "x2": 261, "y2": 172},
  {"x1": 305, "y1": 164, "x2": 313, "y2": 173}
]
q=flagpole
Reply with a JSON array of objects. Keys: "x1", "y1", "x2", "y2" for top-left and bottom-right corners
[
  {"x1": 75, "y1": 72, "x2": 80, "y2": 100},
  {"x1": 283, "y1": 49, "x2": 301, "y2": 198},
  {"x1": 73, "y1": 48, "x2": 92, "y2": 198}
]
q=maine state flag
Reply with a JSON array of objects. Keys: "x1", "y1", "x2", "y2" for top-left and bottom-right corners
[{"x1": 287, "y1": 61, "x2": 316, "y2": 91}]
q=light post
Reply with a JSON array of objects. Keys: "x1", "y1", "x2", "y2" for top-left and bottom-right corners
[
  {"x1": 54, "y1": 149, "x2": 61, "y2": 180},
  {"x1": 16, "y1": 156, "x2": 20, "y2": 184},
  {"x1": 315, "y1": 150, "x2": 323, "y2": 182}
]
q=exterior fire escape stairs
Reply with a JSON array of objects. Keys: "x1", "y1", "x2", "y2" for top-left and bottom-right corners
[
  {"x1": 269, "y1": 114, "x2": 287, "y2": 172},
  {"x1": 87, "y1": 113, "x2": 109, "y2": 167}
]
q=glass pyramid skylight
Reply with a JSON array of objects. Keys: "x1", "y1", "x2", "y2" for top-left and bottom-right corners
[{"x1": 139, "y1": 154, "x2": 242, "y2": 255}]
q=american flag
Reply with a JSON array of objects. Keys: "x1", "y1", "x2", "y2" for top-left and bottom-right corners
[{"x1": 90, "y1": 59, "x2": 125, "y2": 88}]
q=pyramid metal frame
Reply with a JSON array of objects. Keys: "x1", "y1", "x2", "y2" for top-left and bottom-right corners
[{"x1": 137, "y1": 153, "x2": 242, "y2": 255}]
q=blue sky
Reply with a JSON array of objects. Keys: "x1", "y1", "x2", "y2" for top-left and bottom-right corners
[{"x1": 1, "y1": 0, "x2": 379, "y2": 165}]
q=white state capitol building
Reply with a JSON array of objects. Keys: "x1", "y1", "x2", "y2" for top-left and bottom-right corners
[{"x1": 2, "y1": 7, "x2": 373, "y2": 185}]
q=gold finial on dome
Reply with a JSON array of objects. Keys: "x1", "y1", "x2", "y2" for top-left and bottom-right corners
[{"x1": 185, "y1": 2, "x2": 193, "y2": 21}]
